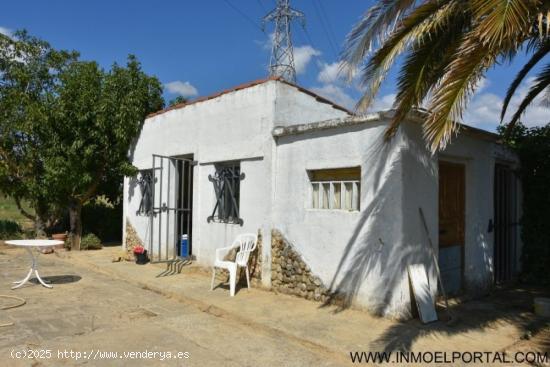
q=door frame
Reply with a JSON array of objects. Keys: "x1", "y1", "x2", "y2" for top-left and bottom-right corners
[
  {"x1": 438, "y1": 159, "x2": 467, "y2": 293},
  {"x1": 149, "y1": 154, "x2": 196, "y2": 263},
  {"x1": 493, "y1": 162, "x2": 519, "y2": 284}
]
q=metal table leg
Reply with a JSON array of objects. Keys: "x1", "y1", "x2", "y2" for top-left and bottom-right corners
[{"x1": 12, "y1": 247, "x2": 52, "y2": 289}]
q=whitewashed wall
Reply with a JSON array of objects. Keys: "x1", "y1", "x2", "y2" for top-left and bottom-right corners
[
  {"x1": 123, "y1": 77, "x2": 516, "y2": 318},
  {"x1": 123, "y1": 80, "x2": 347, "y2": 286},
  {"x1": 273, "y1": 120, "x2": 415, "y2": 318},
  {"x1": 273, "y1": 117, "x2": 516, "y2": 319}
]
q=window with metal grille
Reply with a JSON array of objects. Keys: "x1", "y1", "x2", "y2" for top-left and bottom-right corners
[
  {"x1": 136, "y1": 169, "x2": 154, "y2": 216},
  {"x1": 207, "y1": 162, "x2": 244, "y2": 225},
  {"x1": 309, "y1": 167, "x2": 360, "y2": 211}
]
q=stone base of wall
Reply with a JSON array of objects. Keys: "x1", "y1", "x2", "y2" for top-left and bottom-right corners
[
  {"x1": 121, "y1": 220, "x2": 143, "y2": 261},
  {"x1": 271, "y1": 229, "x2": 330, "y2": 302}
]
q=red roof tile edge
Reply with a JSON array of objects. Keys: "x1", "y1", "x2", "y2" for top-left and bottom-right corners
[{"x1": 146, "y1": 76, "x2": 354, "y2": 119}]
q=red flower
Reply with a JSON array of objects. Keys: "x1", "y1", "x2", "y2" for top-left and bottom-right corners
[{"x1": 133, "y1": 246, "x2": 145, "y2": 255}]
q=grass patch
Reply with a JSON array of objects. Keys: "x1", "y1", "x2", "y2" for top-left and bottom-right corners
[{"x1": 0, "y1": 194, "x2": 34, "y2": 232}]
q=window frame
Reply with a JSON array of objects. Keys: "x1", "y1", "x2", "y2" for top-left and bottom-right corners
[
  {"x1": 308, "y1": 167, "x2": 361, "y2": 212},
  {"x1": 136, "y1": 169, "x2": 154, "y2": 216},
  {"x1": 207, "y1": 161, "x2": 244, "y2": 225}
]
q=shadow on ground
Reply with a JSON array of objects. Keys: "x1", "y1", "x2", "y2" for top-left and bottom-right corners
[
  {"x1": 31, "y1": 274, "x2": 82, "y2": 285},
  {"x1": 156, "y1": 259, "x2": 192, "y2": 278},
  {"x1": 369, "y1": 286, "x2": 550, "y2": 353}
]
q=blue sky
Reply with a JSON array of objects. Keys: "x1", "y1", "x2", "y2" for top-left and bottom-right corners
[{"x1": 1, "y1": 0, "x2": 548, "y2": 131}]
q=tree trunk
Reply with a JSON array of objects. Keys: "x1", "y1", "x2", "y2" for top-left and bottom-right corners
[
  {"x1": 34, "y1": 203, "x2": 50, "y2": 239},
  {"x1": 34, "y1": 215, "x2": 47, "y2": 238},
  {"x1": 69, "y1": 200, "x2": 83, "y2": 250}
]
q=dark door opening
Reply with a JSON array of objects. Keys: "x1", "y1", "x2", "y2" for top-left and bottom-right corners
[
  {"x1": 176, "y1": 158, "x2": 194, "y2": 257},
  {"x1": 494, "y1": 164, "x2": 519, "y2": 284},
  {"x1": 150, "y1": 154, "x2": 194, "y2": 262},
  {"x1": 438, "y1": 161, "x2": 465, "y2": 295}
]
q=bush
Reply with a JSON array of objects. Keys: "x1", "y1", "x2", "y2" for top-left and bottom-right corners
[
  {"x1": 82, "y1": 200, "x2": 122, "y2": 242},
  {"x1": 0, "y1": 220, "x2": 23, "y2": 240},
  {"x1": 80, "y1": 233, "x2": 103, "y2": 250},
  {"x1": 500, "y1": 123, "x2": 550, "y2": 285}
]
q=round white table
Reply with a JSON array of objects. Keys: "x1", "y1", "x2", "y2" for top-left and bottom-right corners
[{"x1": 5, "y1": 240, "x2": 64, "y2": 289}]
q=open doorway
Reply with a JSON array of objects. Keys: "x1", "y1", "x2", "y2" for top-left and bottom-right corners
[
  {"x1": 438, "y1": 161, "x2": 465, "y2": 295},
  {"x1": 176, "y1": 157, "x2": 194, "y2": 258},
  {"x1": 150, "y1": 154, "x2": 195, "y2": 262}
]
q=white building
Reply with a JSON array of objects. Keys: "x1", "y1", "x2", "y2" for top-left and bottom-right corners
[{"x1": 123, "y1": 77, "x2": 521, "y2": 319}]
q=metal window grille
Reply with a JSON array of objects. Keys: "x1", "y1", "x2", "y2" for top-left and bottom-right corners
[
  {"x1": 137, "y1": 169, "x2": 154, "y2": 216},
  {"x1": 207, "y1": 163, "x2": 244, "y2": 225}
]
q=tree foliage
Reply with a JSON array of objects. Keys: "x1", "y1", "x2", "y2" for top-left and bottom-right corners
[
  {"x1": 344, "y1": 0, "x2": 550, "y2": 151},
  {"x1": 499, "y1": 122, "x2": 550, "y2": 284},
  {"x1": 168, "y1": 95, "x2": 188, "y2": 107},
  {"x1": 0, "y1": 31, "x2": 78, "y2": 234},
  {"x1": 0, "y1": 31, "x2": 164, "y2": 247}
]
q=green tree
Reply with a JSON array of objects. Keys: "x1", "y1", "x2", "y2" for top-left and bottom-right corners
[
  {"x1": 168, "y1": 95, "x2": 188, "y2": 107},
  {"x1": 44, "y1": 56, "x2": 163, "y2": 249},
  {"x1": 0, "y1": 31, "x2": 77, "y2": 236},
  {"x1": 498, "y1": 122, "x2": 550, "y2": 284},
  {"x1": 0, "y1": 32, "x2": 164, "y2": 248},
  {"x1": 343, "y1": 0, "x2": 550, "y2": 151}
]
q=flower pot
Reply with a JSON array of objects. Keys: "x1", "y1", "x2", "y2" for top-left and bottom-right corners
[{"x1": 135, "y1": 250, "x2": 149, "y2": 265}]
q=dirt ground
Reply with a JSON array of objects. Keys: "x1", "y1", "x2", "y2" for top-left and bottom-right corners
[{"x1": 0, "y1": 244, "x2": 548, "y2": 366}]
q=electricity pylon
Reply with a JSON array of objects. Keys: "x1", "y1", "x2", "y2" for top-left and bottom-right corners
[{"x1": 262, "y1": 0, "x2": 305, "y2": 83}]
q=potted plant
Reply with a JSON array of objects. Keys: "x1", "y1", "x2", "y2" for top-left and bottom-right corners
[
  {"x1": 133, "y1": 245, "x2": 148, "y2": 264},
  {"x1": 51, "y1": 232, "x2": 68, "y2": 250}
]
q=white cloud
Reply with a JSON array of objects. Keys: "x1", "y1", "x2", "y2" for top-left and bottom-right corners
[
  {"x1": 369, "y1": 93, "x2": 396, "y2": 112},
  {"x1": 464, "y1": 77, "x2": 550, "y2": 130},
  {"x1": 293, "y1": 45, "x2": 321, "y2": 75},
  {"x1": 317, "y1": 61, "x2": 342, "y2": 84},
  {"x1": 0, "y1": 26, "x2": 12, "y2": 38},
  {"x1": 164, "y1": 81, "x2": 199, "y2": 98},
  {"x1": 475, "y1": 77, "x2": 490, "y2": 94},
  {"x1": 317, "y1": 61, "x2": 358, "y2": 84},
  {"x1": 310, "y1": 84, "x2": 356, "y2": 110}
]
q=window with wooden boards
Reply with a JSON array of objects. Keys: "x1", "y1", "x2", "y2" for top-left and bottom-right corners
[{"x1": 309, "y1": 167, "x2": 361, "y2": 211}]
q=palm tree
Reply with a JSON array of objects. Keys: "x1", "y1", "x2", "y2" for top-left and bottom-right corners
[{"x1": 343, "y1": 0, "x2": 550, "y2": 151}]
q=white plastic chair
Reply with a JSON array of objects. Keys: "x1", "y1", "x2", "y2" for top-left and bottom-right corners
[{"x1": 210, "y1": 233, "x2": 258, "y2": 296}]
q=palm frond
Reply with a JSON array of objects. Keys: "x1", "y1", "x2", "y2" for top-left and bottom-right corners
[
  {"x1": 341, "y1": 0, "x2": 417, "y2": 80},
  {"x1": 501, "y1": 38, "x2": 550, "y2": 121},
  {"x1": 386, "y1": 10, "x2": 468, "y2": 139},
  {"x1": 354, "y1": 0, "x2": 456, "y2": 111},
  {"x1": 424, "y1": 34, "x2": 495, "y2": 151},
  {"x1": 472, "y1": 0, "x2": 536, "y2": 49},
  {"x1": 541, "y1": 85, "x2": 550, "y2": 107},
  {"x1": 508, "y1": 62, "x2": 550, "y2": 127}
]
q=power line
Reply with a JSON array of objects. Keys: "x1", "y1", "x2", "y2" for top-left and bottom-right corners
[
  {"x1": 256, "y1": 0, "x2": 267, "y2": 12},
  {"x1": 311, "y1": 0, "x2": 338, "y2": 59},
  {"x1": 298, "y1": 26, "x2": 323, "y2": 76},
  {"x1": 222, "y1": 0, "x2": 265, "y2": 34},
  {"x1": 315, "y1": 0, "x2": 340, "y2": 55}
]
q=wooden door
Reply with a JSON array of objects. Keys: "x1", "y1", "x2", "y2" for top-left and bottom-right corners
[{"x1": 438, "y1": 161, "x2": 465, "y2": 294}]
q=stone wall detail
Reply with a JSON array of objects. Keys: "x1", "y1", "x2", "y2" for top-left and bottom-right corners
[
  {"x1": 271, "y1": 229, "x2": 329, "y2": 302},
  {"x1": 123, "y1": 219, "x2": 144, "y2": 260}
]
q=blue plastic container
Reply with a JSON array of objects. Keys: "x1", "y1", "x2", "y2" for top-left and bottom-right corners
[{"x1": 180, "y1": 234, "x2": 189, "y2": 257}]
